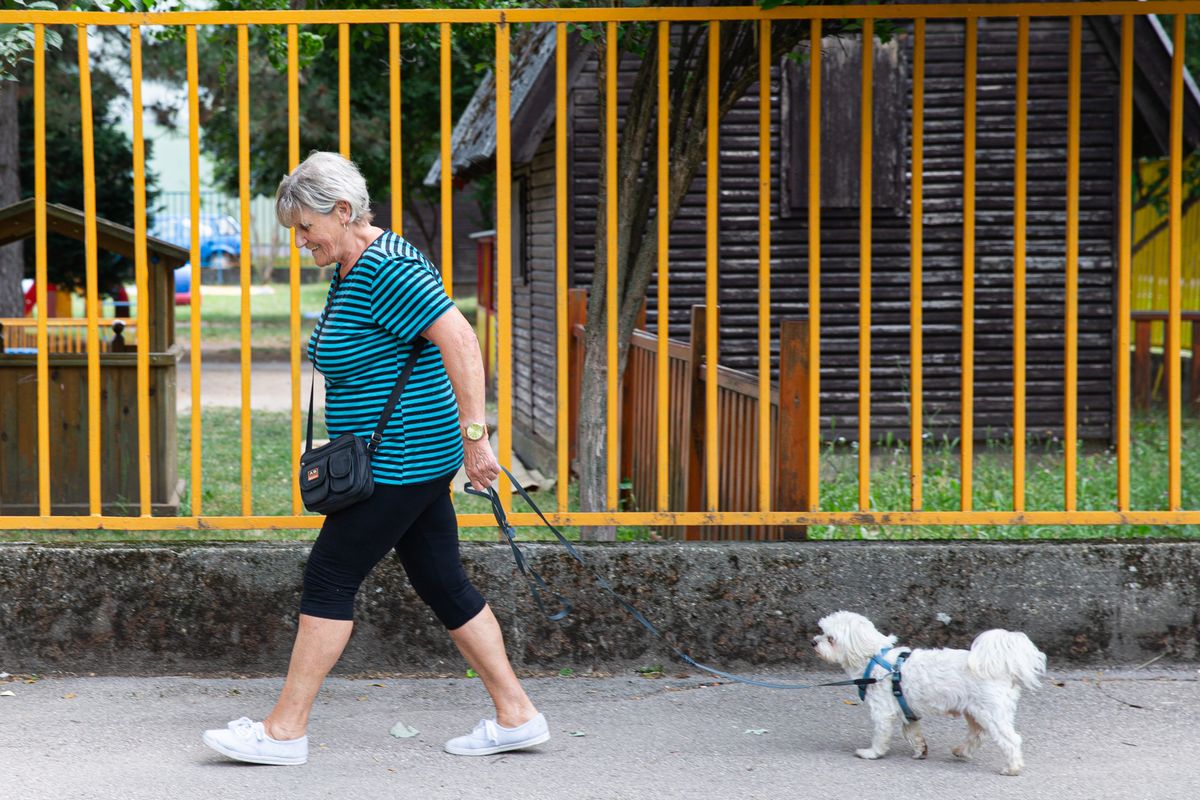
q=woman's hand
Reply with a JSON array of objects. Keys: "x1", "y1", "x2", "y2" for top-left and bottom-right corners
[{"x1": 463, "y1": 436, "x2": 501, "y2": 492}]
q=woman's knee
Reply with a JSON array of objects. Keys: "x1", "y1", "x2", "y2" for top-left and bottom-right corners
[
  {"x1": 406, "y1": 565, "x2": 485, "y2": 630},
  {"x1": 299, "y1": 549, "x2": 362, "y2": 621}
]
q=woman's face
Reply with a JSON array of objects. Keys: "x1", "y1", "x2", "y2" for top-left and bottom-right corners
[{"x1": 292, "y1": 202, "x2": 349, "y2": 267}]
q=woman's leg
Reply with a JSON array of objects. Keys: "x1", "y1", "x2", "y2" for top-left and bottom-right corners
[
  {"x1": 447, "y1": 605, "x2": 538, "y2": 728},
  {"x1": 260, "y1": 483, "x2": 440, "y2": 739},
  {"x1": 396, "y1": 487, "x2": 537, "y2": 728},
  {"x1": 264, "y1": 614, "x2": 354, "y2": 740}
]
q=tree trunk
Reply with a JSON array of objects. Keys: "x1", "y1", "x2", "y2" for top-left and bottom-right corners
[
  {"x1": 0, "y1": 82, "x2": 23, "y2": 317},
  {"x1": 576, "y1": 322, "x2": 615, "y2": 539}
]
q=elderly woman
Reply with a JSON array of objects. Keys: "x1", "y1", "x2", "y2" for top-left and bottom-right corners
[{"x1": 202, "y1": 151, "x2": 548, "y2": 765}]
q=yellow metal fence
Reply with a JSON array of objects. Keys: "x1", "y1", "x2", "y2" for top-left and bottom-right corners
[{"x1": 1, "y1": 3, "x2": 1199, "y2": 531}]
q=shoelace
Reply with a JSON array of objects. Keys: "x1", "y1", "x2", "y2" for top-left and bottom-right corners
[
  {"x1": 228, "y1": 717, "x2": 265, "y2": 742},
  {"x1": 474, "y1": 719, "x2": 501, "y2": 745}
]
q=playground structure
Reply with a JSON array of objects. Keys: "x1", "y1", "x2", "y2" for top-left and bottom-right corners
[{"x1": 0, "y1": 200, "x2": 187, "y2": 516}]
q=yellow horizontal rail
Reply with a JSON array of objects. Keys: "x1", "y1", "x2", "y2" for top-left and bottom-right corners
[
  {"x1": 2, "y1": 2, "x2": 1199, "y2": 25},
  {"x1": 4, "y1": 510, "x2": 1200, "y2": 531},
  {"x1": 0, "y1": 318, "x2": 134, "y2": 328}
]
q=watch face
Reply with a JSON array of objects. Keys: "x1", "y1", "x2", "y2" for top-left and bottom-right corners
[{"x1": 466, "y1": 423, "x2": 486, "y2": 441}]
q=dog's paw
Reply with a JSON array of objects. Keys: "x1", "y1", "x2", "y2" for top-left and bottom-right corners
[
  {"x1": 911, "y1": 744, "x2": 928, "y2": 760},
  {"x1": 1000, "y1": 763, "x2": 1023, "y2": 777},
  {"x1": 855, "y1": 748, "x2": 883, "y2": 760},
  {"x1": 951, "y1": 745, "x2": 972, "y2": 760}
]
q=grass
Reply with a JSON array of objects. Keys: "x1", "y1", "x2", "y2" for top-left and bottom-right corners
[
  {"x1": 3, "y1": 409, "x2": 1198, "y2": 544},
  {"x1": 172, "y1": 281, "x2": 479, "y2": 353},
  {"x1": 808, "y1": 411, "x2": 1200, "y2": 540},
  {"x1": 0, "y1": 408, "x2": 628, "y2": 544},
  {"x1": 175, "y1": 281, "x2": 326, "y2": 352}
]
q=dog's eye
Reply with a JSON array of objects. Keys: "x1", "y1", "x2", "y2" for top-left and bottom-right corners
[{"x1": 826, "y1": 636, "x2": 834, "y2": 644}]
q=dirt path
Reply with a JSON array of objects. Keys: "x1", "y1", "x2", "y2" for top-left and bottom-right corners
[{"x1": 176, "y1": 360, "x2": 324, "y2": 412}]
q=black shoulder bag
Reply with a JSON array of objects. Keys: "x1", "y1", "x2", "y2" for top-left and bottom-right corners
[{"x1": 299, "y1": 335, "x2": 429, "y2": 515}]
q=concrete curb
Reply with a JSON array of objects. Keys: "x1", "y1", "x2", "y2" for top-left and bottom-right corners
[{"x1": 1, "y1": 540, "x2": 1197, "y2": 674}]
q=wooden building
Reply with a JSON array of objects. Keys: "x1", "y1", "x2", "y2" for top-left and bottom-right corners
[{"x1": 432, "y1": 13, "x2": 1200, "y2": 475}]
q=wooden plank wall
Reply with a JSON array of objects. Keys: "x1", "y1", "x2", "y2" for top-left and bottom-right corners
[
  {"x1": 510, "y1": 137, "x2": 560, "y2": 457},
  {"x1": 0, "y1": 356, "x2": 180, "y2": 515},
  {"x1": 513, "y1": 17, "x2": 1119, "y2": 472}
]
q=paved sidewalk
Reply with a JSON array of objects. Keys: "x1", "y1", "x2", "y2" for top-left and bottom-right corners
[{"x1": 1, "y1": 668, "x2": 1197, "y2": 800}]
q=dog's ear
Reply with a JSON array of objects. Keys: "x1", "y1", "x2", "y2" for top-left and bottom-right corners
[{"x1": 836, "y1": 614, "x2": 884, "y2": 661}]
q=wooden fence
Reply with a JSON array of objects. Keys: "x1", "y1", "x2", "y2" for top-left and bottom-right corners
[
  {"x1": 569, "y1": 290, "x2": 809, "y2": 541},
  {"x1": 0, "y1": 318, "x2": 136, "y2": 355}
]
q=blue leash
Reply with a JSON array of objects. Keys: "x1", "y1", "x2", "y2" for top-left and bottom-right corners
[{"x1": 464, "y1": 467, "x2": 880, "y2": 693}]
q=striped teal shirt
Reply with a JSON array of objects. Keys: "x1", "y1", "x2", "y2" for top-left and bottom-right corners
[{"x1": 308, "y1": 231, "x2": 463, "y2": 485}]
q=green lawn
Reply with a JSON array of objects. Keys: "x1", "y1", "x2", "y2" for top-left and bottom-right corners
[
  {"x1": 3, "y1": 409, "x2": 1198, "y2": 544},
  {"x1": 809, "y1": 411, "x2": 1200, "y2": 540},
  {"x1": 175, "y1": 281, "x2": 327, "y2": 352}
]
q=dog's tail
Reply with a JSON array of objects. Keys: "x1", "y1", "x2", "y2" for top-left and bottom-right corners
[{"x1": 967, "y1": 629, "x2": 1047, "y2": 689}]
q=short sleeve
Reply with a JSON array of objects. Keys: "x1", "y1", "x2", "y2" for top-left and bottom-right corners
[{"x1": 369, "y1": 257, "x2": 455, "y2": 342}]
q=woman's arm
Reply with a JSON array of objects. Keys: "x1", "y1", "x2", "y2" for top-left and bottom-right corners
[{"x1": 423, "y1": 306, "x2": 500, "y2": 490}]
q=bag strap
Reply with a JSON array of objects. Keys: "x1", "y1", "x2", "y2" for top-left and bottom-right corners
[
  {"x1": 305, "y1": 337, "x2": 430, "y2": 454},
  {"x1": 368, "y1": 337, "x2": 429, "y2": 453}
]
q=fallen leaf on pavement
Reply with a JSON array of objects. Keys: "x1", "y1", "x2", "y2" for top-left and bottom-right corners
[{"x1": 389, "y1": 722, "x2": 420, "y2": 739}]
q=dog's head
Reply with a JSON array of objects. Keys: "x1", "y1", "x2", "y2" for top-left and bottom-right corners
[{"x1": 812, "y1": 611, "x2": 897, "y2": 670}]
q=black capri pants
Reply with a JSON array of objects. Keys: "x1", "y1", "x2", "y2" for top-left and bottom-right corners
[{"x1": 300, "y1": 471, "x2": 486, "y2": 630}]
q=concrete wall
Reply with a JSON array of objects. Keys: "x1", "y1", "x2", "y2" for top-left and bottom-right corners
[{"x1": 0, "y1": 541, "x2": 1197, "y2": 675}]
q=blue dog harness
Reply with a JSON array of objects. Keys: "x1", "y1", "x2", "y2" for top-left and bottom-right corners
[{"x1": 858, "y1": 647, "x2": 920, "y2": 722}]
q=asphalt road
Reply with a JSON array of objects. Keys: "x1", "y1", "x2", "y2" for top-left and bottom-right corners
[{"x1": 1, "y1": 667, "x2": 1197, "y2": 800}]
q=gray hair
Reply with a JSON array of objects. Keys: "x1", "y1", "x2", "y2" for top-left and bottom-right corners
[{"x1": 275, "y1": 151, "x2": 373, "y2": 227}]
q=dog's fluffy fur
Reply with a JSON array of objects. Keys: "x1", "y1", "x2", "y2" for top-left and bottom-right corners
[{"x1": 812, "y1": 610, "x2": 1047, "y2": 775}]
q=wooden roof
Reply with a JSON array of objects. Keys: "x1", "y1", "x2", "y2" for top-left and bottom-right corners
[
  {"x1": 1090, "y1": 14, "x2": 1200, "y2": 154},
  {"x1": 0, "y1": 199, "x2": 190, "y2": 270},
  {"x1": 423, "y1": 23, "x2": 588, "y2": 186}
]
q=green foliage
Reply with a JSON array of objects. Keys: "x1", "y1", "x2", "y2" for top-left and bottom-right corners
[
  {"x1": 16, "y1": 24, "x2": 158, "y2": 291},
  {"x1": 0, "y1": 1, "x2": 63, "y2": 81},
  {"x1": 143, "y1": 0, "x2": 511, "y2": 232},
  {"x1": 1, "y1": 0, "x2": 160, "y2": 83}
]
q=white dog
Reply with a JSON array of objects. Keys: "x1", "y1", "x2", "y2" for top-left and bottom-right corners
[{"x1": 812, "y1": 610, "x2": 1047, "y2": 775}]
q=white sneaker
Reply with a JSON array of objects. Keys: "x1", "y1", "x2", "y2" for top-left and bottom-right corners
[
  {"x1": 202, "y1": 717, "x2": 308, "y2": 765},
  {"x1": 443, "y1": 713, "x2": 550, "y2": 756}
]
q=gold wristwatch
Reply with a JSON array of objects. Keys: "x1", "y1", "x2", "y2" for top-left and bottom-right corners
[{"x1": 464, "y1": 422, "x2": 487, "y2": 442}]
